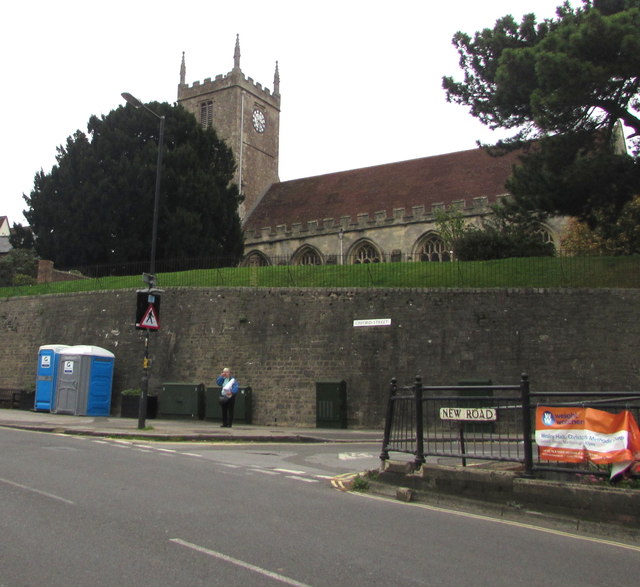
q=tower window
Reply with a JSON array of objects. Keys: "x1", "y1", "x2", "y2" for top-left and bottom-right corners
[{"x1": 200, "y1": 101, "x2": 213, "y2": 129}]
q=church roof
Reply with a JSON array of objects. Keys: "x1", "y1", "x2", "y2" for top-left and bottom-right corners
[{"x1": 244, "y1": 147, "x2": 521, "y2": 232}]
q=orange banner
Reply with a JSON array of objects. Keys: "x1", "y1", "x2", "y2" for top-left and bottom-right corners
[{"x1": 535, "y1": 406, "x2": 640, "y2": 465}]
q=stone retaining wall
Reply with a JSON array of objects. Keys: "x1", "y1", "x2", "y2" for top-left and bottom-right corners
[{"x1": 0, "y1": 288, "x2": 638, "y2": 427}]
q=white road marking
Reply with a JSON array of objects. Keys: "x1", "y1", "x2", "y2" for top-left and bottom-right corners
[
  {"x1": 170, "y1": 538, "x2": 311, "y2": 586},
  {"x1": 274, "y1": 468, "x2": 306, "y2": 475},
  {"x1": 285, "y1": 476, "x2": 318, "y2": 483},
  {"x1": 90, "y1": 441, "x2": 334, "y2": 484},
  {"x1": 338, "y1": 452, "x2": 374, "y2": 460},
  {"x1": 0, "y1": 477, "x2": 75, "y2": 505}
]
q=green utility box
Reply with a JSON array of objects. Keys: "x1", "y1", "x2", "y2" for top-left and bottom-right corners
[
  {"x1": 158, "y1": 382, "x2": 205, "y2": 419},
  {"x1": 458, "y1": 379, "x2": 493, "y2": 433},
  {"x1": 316, "y1": 380, "x2": 347, "y2": 429},
  {"x1": 205, "y1": 386, "x2": 253, "y2": 423}
]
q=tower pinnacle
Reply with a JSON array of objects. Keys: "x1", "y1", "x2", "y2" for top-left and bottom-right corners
[
  {"x1": 180, "y1": 52, "x2": 186, "y2": 85},
  {"x1": 233, "y1": 34, "x2": 241, "y2": 71},
  {"x1": 274, "y1": 61, "x2": 280, "y2": 95}
]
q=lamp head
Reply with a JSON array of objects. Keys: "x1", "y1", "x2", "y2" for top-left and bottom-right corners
[{"x1": 121, "y1": 92, "x2": 143, "y2": 108}]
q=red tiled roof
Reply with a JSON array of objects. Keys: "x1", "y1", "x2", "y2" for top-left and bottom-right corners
[{"x1": 244, "y1": 147, "x2": 521, "y2": 231}]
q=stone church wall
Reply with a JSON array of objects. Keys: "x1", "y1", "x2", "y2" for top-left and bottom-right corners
[
  {"x1": 244, "y1": 201, "x2": 568, "y2": 265},
  {"x1": 0, "y1": 288, "x2": 637, "y2": 428}
]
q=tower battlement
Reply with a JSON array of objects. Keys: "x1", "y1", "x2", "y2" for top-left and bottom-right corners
[{"x1": 178, "y1": 69, "x2": 280, "y2": 108}]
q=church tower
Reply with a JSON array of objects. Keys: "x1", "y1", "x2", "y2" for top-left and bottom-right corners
[{"x1": 177, "y1": 36, "x2": 281, "y2": 220}]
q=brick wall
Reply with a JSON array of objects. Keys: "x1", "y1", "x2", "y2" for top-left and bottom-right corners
[
  {"x1": 37, "y1": 260, "x2": 88, "y2": 283},
  {"x1": 1, "y1": 288, "x2": 638, "y2": 427}
]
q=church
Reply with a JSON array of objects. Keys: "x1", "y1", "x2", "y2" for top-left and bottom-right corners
[{"x1": 177, "y1": 37, "x2": 563, "y2": 267}]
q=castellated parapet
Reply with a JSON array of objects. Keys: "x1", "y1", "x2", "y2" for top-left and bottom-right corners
[
  {"x1": 177, "y1": 68, "x2": 280, "y2": 110},
  {"x1": 245, "y1": 196, "x2": 497, "y2": 243}
]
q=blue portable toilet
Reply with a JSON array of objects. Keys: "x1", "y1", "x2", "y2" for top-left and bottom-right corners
[
  {"x1": 34, "y1": 344, "x2": 69, "y2": 412},
  {"x1": 52, "y1": 345, "x2": 115, "y2": 416}
]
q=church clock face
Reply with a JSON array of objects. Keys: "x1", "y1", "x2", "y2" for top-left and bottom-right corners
[{"x1": 252, "y1": 108, "x2": 266, "y2": 133}]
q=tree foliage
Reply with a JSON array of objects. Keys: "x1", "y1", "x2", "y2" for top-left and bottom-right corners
[
  {"x1": 451, "y1": 211, "x2": 555, "y2": 261},
  {"x1": 561, "y1": 195, "x2": 640, "y2": 253},
  {"x1": 433, "y1": 205, "x2": 467, "y2": 251},
  {"x1": 0, "y1": 249, "x2": 38, "y2": 287},
  {"x1": 443, "y1": 0, "x2": 640, "y2": 238},
  {"x1": 9, "y1": 223, "x2": 35, "y2": 250},
  {"x1": 23, "y1": 103, "x2": 243, "y2": 270}
]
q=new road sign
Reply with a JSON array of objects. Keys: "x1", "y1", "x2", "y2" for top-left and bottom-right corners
[{"x1": 439, "y1": 407, "x2": 497, "y2": 421}]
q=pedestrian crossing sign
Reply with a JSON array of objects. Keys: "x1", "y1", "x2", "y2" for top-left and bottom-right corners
[
  {"x1": 140, "y1": 305, "x2": 160, "y2": 329},
  {"x1": 135, "y1": 291, "x2": 161, "y2": 330}
]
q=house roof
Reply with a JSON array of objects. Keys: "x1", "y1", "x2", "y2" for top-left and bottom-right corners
[{"x1": 244, "y1": 147, "x2": 521, "y2": 232}]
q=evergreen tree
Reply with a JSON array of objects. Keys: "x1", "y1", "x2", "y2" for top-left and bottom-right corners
[
  {"x1": 442, "y1": 0, "x2": 640, "y2": 234},
  {"x1": 9, "y1": 223, "x2": 35, "y2": 250},
  {"x1": 24, "y1": 103, "x2": 243, "y2": 270}
]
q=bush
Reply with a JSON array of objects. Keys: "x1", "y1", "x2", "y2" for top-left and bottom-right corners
[
  {"x1": 12, "y1": 273, "x2": 37, "y2": 286},
  {"x1": 121, "y1": 388, "x2": 142, "y2": 396},
  {"x1": 454, "y1": 229, "x2": 554, "y2": 261},
  {"x1": 0, "y1": 249, "x2": 38, "y2": 287}
]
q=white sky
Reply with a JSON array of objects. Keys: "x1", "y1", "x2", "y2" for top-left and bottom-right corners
[{"x1": 1, "y1": 0, "x2": 568, "y2": 226}]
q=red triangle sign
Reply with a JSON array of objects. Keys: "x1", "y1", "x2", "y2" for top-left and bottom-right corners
[{"x1": 140, "y1": 304, "x2": 160, "y2": 330}]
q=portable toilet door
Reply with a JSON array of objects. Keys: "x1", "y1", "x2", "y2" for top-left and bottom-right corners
[
  {"x1": 53, "y1": 345, "x2": 115, "y2": 416},
  {"x1": 84, "y1": 348, "x2": 115, "y2": 416},
  {"x1": 53, "y1": 349, "x2": 83, "y2": 415},
  {"x1": 34, "y1": 344, "x2": 68, "y2": 412}
]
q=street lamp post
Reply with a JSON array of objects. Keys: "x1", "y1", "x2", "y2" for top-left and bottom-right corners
[{"x1": 122, "y1": 92, "x2": 165, "y2": 429}]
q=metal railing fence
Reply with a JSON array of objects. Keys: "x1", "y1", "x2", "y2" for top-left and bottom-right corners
[
  {"x1": 380, "y1": 375, "x2": 640, "y2": 479},
  {"x1": 2, "y1": 253, "x2": 639, "y2": 296}
]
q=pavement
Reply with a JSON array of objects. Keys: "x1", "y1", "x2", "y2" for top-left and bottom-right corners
[{"x1": 0, "y1": 408, "x2": 385, "y2": 444}]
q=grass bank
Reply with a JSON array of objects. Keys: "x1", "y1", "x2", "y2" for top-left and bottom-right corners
[{"x1": 1, "y1": 256, "x2": 638, "y2": 298}]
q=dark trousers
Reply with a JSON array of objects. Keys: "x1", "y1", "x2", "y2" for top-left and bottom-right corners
[{"x1": 221, "y1": 395, "x2": 236, "y2": 427}]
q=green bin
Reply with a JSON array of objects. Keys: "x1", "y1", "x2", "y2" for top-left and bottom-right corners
[
  {"x1": 205, "y1": 386, "x2": 252, "y2": 423},
  {"x1": 159, "y1": 382, "x2": 205, "y2": 419},
  {"x1": 316, "y1": 380, "x2": 347, "y2": 428}
]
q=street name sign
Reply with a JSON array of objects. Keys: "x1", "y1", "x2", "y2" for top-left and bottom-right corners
[
  {"x1": 439, "y1": 407, "x2": 497, "y2": 421},
  {"x1": 353, "y1": 319, "x2": 391, "y2": 327}
]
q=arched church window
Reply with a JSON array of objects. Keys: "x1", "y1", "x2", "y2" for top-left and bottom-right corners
[
  {"x1": 292, "y1": 246, "x2": 322, "y2": 266},
  {"x1": 416, "y1": 233, "x2": 450, "y2": 262},
  {"x1": 242, "y1": 251, "x2": 270, "y2": 267},
  {"x1": 351, "y1": 242, "x2": 382, "y2": 264},
  {"x1": 537, "y1": 226, "x2": 555, "y2": 248},
  {"x1": 200, "y1": 101, "x2": 213, "y2": 129}
]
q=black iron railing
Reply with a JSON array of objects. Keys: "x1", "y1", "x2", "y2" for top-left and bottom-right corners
[{"x1": 380, "y1": 375, "x2": 640, "y2": 479}]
